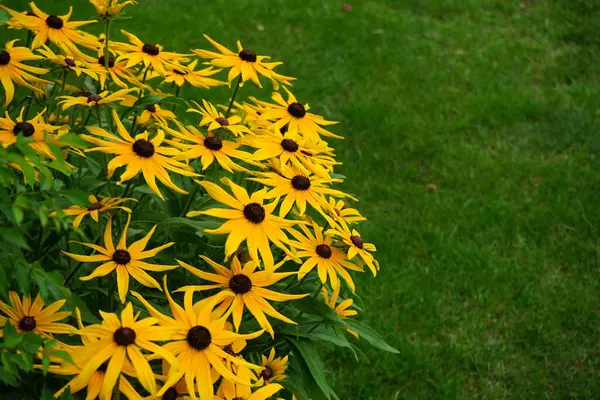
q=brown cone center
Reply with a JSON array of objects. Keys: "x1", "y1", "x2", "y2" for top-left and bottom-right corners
[
  {"x1": 187, "y1": 325, "x2": 211, "y2": 350},
  {"x1": 113, "y1": 327, "x2": 136, "y2": 346},
  {"x1": 287, "y1": 102, "x2": 306, "y2": 118},
  {"x1": 13, "y1": 122, "x2": 35, "y2": 137},
  {"x1": 316, "y1": 244, "x2": 332, "y2": 259},
  {"x1": 112, "y1": 249, "x2": 131, "y2": 265},
  {"x1": 46, "y1": 15, "x2": 64, "y2": 29},
  {"x1": 18, "y1": 316, "x2": 36, "y2": 331},
  {"x1": 229, "y1": 274, "x2": 253, "y2": 294},
  {"x1": 243, "y1": 203, "x2": 266, "y2": 223}
]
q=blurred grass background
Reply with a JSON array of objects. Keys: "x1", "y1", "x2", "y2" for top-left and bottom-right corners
[{"x1": 4, "y1": 0, "x2": 600, "y2": 398}]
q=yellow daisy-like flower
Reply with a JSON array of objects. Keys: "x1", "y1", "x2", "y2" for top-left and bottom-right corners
[
  {"x1": 37, "y1": 45, "x2": 98, "y2": 79},
  {"x1": 132, "y1": 278, "x2": 265, "y2": 400},
  {"x1": 58, "y1": 88, "x2": 135, "y2": 110},
  {"x1": 6, "y1": 3, "x2": 97, "y2": 56},
  {"x1": 187, "y1": 179, "x2": 301, "y2": 274},
  {"x1": 216, "y1": 365, "x2": 283, "y2": 400},
  {"x1": 162, "y1": 120, "x2": 254, "y2": 173},
  {"x1": 194, "y1": 34, "x2": 294, "y2": 89},
  {"x1": 258, "y1": 348, "x2": 288, "y2": 383},
  {"x1": 189, "y1": 99, "x2": 252, "y2": 137},
  {"x1": 50, "y1": 194, "x2": 136, "y2": 228},
  {"x1": 254, "y1": 87, "x2": 340, "y2": 139},
  {"x1": 177, "y1": 256, "x2": 306, "y2": 337},
  {"x1": 244, "y1": 130, "x2": 338, "y2": 178},
  {"x1": 288, "y1": 222, "x2": 362, "y2": 293},
  {"x1": 327, "y1": 219, "x2": 379, "y2": 276},
  {"x1": 158, "y1": 60, "x2": 225, "y2": 88},
  {"x1": 90, "y1": 0, "x2": 137, "y2": 17},
  {"x1": 0, "y1": 39, "x2": 50, "y2": 105},
  {"x1": 86, "y1": 54, "x2": 141, "y2": 89},
  {"x1": 321, "y1": 286, "x2": 359, "y2": 338},
  {"x1": 250, "y1": 165, "x2": 355, "y2": 218},
  {"x1": 137, "y1": 103, "x2": 176, "y2": 127},
  {"x1": 115, "y1": 30, "x2": 189, "y2": 75},
  {"x1": 326, "y1": 197, "x2": 366, "y2": 224},
  {"x1": 0, "y1": 291, "x2": 74, "y2": 338},
  {"x1": 0, "y1": 107, "x2": 66, "y2": 159},
  {"x1": 62, "y1": 215, "x2": 178, "y2": 303},
  {"x1": 71, "y1": 303, "x2": 178, "y2": 398},
  {"x1": 81, "y1": 109, "x2": 199, "y2": 200},
  {"x1": 149, "y1": 359, "x2": 210, "y2": 400}
]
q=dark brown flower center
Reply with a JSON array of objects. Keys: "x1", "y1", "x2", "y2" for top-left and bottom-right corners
[
  {"x1": 133, "y1": 139, "x2": 155, "y2": 158},
  {"x1": 281, "y1": 138, "x2": 299, "y2": 152},
  {"x1": 287, "y1": 102, "x2": 306, "y2": 118},
  {"x1": 162, "y1": 388, "x2": 179, "y2": 400},
  {"x1": 350, "y1": 235, "x2": 364, "y2": 249},
  {"x1": 173, "y1": 69, "x2": 187, "y2": 75},
  {"x1": 229, "y1": 274, "x2": 252, "y2": 294},
  {"x1": 87, "y1": 94, "x2": 102, "y2": 103},
  {"x1": 18, "y1": 316, "x2": 36, "y2": 331},
  {"x1": 45, "y1": 15, "x2": 64, "y2": 29},
  {"x1": 13, "y1": 122, "x2": 35, "y2": 137},
  {"x1": 112, "y1": 249, "x2": 131, "y2": 265},
  {"x1": 243, "y1": 203, "x2": 265, "y2": 224},
  {"x1": 0, "y1": 50, "x2": 10, "y2": 65},
  {"x1": 147, "y1": 104, "x2": 157, "y2": 113},
  {"x1": 316, "y1": 244, "x2": 332, "y2": 259},
  {"x1": 260, "y1": 366, "x2": 274, "y2": 381},
  {"x1": 64, "y1": 58, "x2": 76, "y2": 67},
  {"x1": 238, "y1": 49, "x2": 257, "y2": 62},
  {"x1": 87, "y1": 202, "x2": 103, "y2": 211},
  {"x1": 142, "y1": 43, "x2": 160, "y2": 56},
  {"x1": 204, "y1": 135, "x2": 223, "y2": 151},
  {"x1": 98, "y1": 55, "x2": 115, "y2": 68},
  {"x1": 291, "y1": 175, "x2": 311, "y2": 191},
  {"x1": 113, "y1": 327, "x2": 136, "y2": 346},
  {"x1": 187, "y1": 325, "x2": 211, "y2": 350},
  {"x1": 215, "y1": 117, "x2": 229, "y2": 126}
]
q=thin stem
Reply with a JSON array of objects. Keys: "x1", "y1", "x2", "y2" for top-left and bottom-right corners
[
  {"x1": 225, "y1": 76, "x2": 242, "y2": 117},
  {"x1": 25, "y1": 31, "x2": 32, "y2": 48},
  {"x1": 103, "y1": 18, "x2": 112, "y2": 90},
  {"x1": 63, "y1": 234, "x2": 100, "y2": 287},
  {"x1": 181, "y1": 184, "x2": 200, "y2": 217},
  {"x1": 22, "y1": 94, "x2": 34, "y2": 121},
  {"x1": 121, "y1": 177, "x2": 135, "y2": 198},
  {"x1": 172, "y1": 85, "x2": 181, "y2": 111}
]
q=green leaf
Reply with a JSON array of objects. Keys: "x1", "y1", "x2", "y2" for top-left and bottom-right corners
[
  {"x1": 1, "y1": 322, "x2": 22, "y2": 349},
  {"x1": 84, "y1": 76, "x2": 97, "y2": 95},
  {"x1": 59, "y1": 189, "x2": 90, "y2": 206},
  {"x1": 155, "y1": 217, "x2": 219, "y2": 236},
  {"x1": 343, "y1": 320, "x2": 399, "y2": 353},
  {"x1": 292, "y1": 296, "x2": 345, "y2": 323},
  {"x1": 0, "y1": 228, "x2": 31, "y2": 250},
  {"x1": 58, "y1": 133, "x2": 89, "y2": 148},
  {"x1": 0, "y1": 8, "x2": 10, "y2": 25},
  {"x1": 11, "y1": 205, "x2": 23, "y2": 226},
  {"x1": 281, "y1": 377, "x2": 310, "y2": 400}
]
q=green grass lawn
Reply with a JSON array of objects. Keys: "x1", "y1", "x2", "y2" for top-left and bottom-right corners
[{"x1": 5, "y1": 0, "x2": 600, "y2": 398}]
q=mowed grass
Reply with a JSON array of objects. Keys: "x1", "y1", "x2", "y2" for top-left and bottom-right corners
[{"x1": 4, "y1": 0, "x2": 600, "y2": 398}]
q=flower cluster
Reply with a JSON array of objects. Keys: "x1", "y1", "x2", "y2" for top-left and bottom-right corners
[{"x1": 0, "y1": 2, "x2": 393, "y2": 400}]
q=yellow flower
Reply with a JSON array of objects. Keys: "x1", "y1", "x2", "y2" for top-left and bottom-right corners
[
  {"x1": 288, "y1": 221, "x2": 362, "y2": 293},
  {"x1": 137, "y1": 103, "x2": 176, "y2": 127},
  {"x1": 258, "y1": 348, "x2": 288, "y2": 383},
  {"x1": 194, "y1": 34, "x2": 294, "y2": 89},
  {"x1": 321, "y1": 286, "x2": 359, "y2": 338},
  {"x1": 155, "y1": 60, "x2": 225, "y2": 88},
  {"x1": 50, "y1": 194, "x2": 136, "y2": 228},
  {"x1": 0, "y1": 291, "x2": 74, "y2": 338},
  {"x1": 81, "y1": 109, "x2": 199, "y2": 200},
  {"x1": 187, "y1": 178, "x2": 301, "y2": 274},
  {"x1": 176, "y1": 256, "x2": 306, "y2": 337},
  {"x1": 114, "y1": 30, "x2": 189, "y2": 75},
  {"x1": 90, "y1": 0, "x2": 137, "y2": 17},
  {"x1": 5, "y1": 3, "x2": 97, "y2": 57},
  {"x1": 58, "y1": 88, "x2": 135, "y2": 110},
  {"x1": 188, "y1": 99, "x2": 252, "y2": 137},
  {"x1": 327, "y1": 218, "x2": 379, "y2": 276},
  {"x1": 37, "y1": 45, "x2": 99, "y2": 80},
  {"x1": 71, "y1": 303, "x2": 178, "y2": 397},
  {"x1": 249, "y1": 165, "x2": 355, "y2": 218},
  {"x1": 162, "y1": 120, "x2": 255, "y2": 173},
  {"x1": 132, "y1": 278, "x2": 265, "y2": 400},
  {"x1": 254, "y1": 87, "x2": 340, "y2": 139},
  {"x1": 86, "y1": 53, "x2": 142, "y2": 89},
  {"x1": 326, "y1": 197, "x2": 366, "y2": 224},
  {"x1": 0, "y1": 39, "x2": 50, "y2": 105},
  {"x1": 0, "y1": 107, "x2": 67, "y2": 159},
  {"x1": 62, "y1": 215, "x2": 178, "y2": 303},
  {"x1": 216, "y1": 365, "x2": 283, "y2": 400}
]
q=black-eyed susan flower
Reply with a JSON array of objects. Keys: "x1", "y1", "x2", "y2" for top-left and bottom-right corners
[
  {"x1": 326, "y1": 197, "x2": 366, "y2": 224},
  {"x1": 58, "y1": 88, "x2": 135, "y2": 110},
  {"x1": 321, "y1": 286, "x2": 359, "y2": 338},
  {"x1": 149, "y1": 359, "x2": 207, "y2": 400},
  {"x1": 137, "y1": 103, "x2": 176, "y2": 127},
  {"x1": 6, "y1": 3, "x2": 97, "y2": 57},
  {"x1": 162, "y1": 120, "x2": 255, "y2": 173},
  {"x1": 188, "y1": 99, "x2": 252, "y2": 137},
  {"x1": 37, "y1": 45, "x2": 98, "y2": 79},
  {"x1": 0, "y1": 291, "x2": 74, "y2": 338},
  {"x1": 254, "y1": 88, "x2": 340, "y2": 139},
  {"x1": 0, "y1": 39, "x2": 50, "y2": 105},
  {"x1": 81, "y1": 109, "x2": 199, "y2": 200},
  {"x1": 327, "y1": 219, "x2": 379, "y2": 276},
  {"x1": 187, "y1": 179, "x2": 301, "y2": 274},
  {"x1": 0, "y1": 107, "x2": 67, "y2": 159},
  {"x1": 62, "y1": 215, "x2": 178, "y2": 303},
  {"x1": 250, "y1": 165, "x2": 355, "y2": 218},
  {"x1": 131, "y1": 278, "x2": 264, "y2": 400},
  {"x1": 258, "y1": 348, "x2": 288, "y2": 383},
  {"x1": 288, "y1": 221, "x2": 362, "y2": 293},
  {"x1": 114, "y1": 30, "x2": 189, "y2": 75},
  {"x1": 159, "y1": 60, "x2": 225, "y2": 88},
  {"x1": 50, "y1": 194, "x2": 136, "y2": 228},
  {"x1": 194, "y1": 35, "x2": 294, "y2": 89},
  {"x1": 216, "y1": 365, "x2": 283, "y2": 400},
  {"x1": 90, "y1": 0, "x2": 137, "y2": 18},
  {"x1": 86, "y1": 54, "x2": 142, "y2": 89},
  {"x1": 71, "y1": 303, "x2": 178, "y2": 398},
  {"x1": 176, "y1": 256, "x2": 306, "y2": 337}
]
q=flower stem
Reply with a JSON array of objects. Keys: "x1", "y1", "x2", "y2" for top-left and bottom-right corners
[
  {"x1": 172, "y1": 85, "x2": 180, "y2": 111},
  {"x1": 103, "y1": 18, "x2": 112, "y2": 90},
  {"x1": 181, "y1": 184, "x2": 200, "y2": 217},
  {"x1": 225, "y1": 75, "x2": 242, "y2": 117}
]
